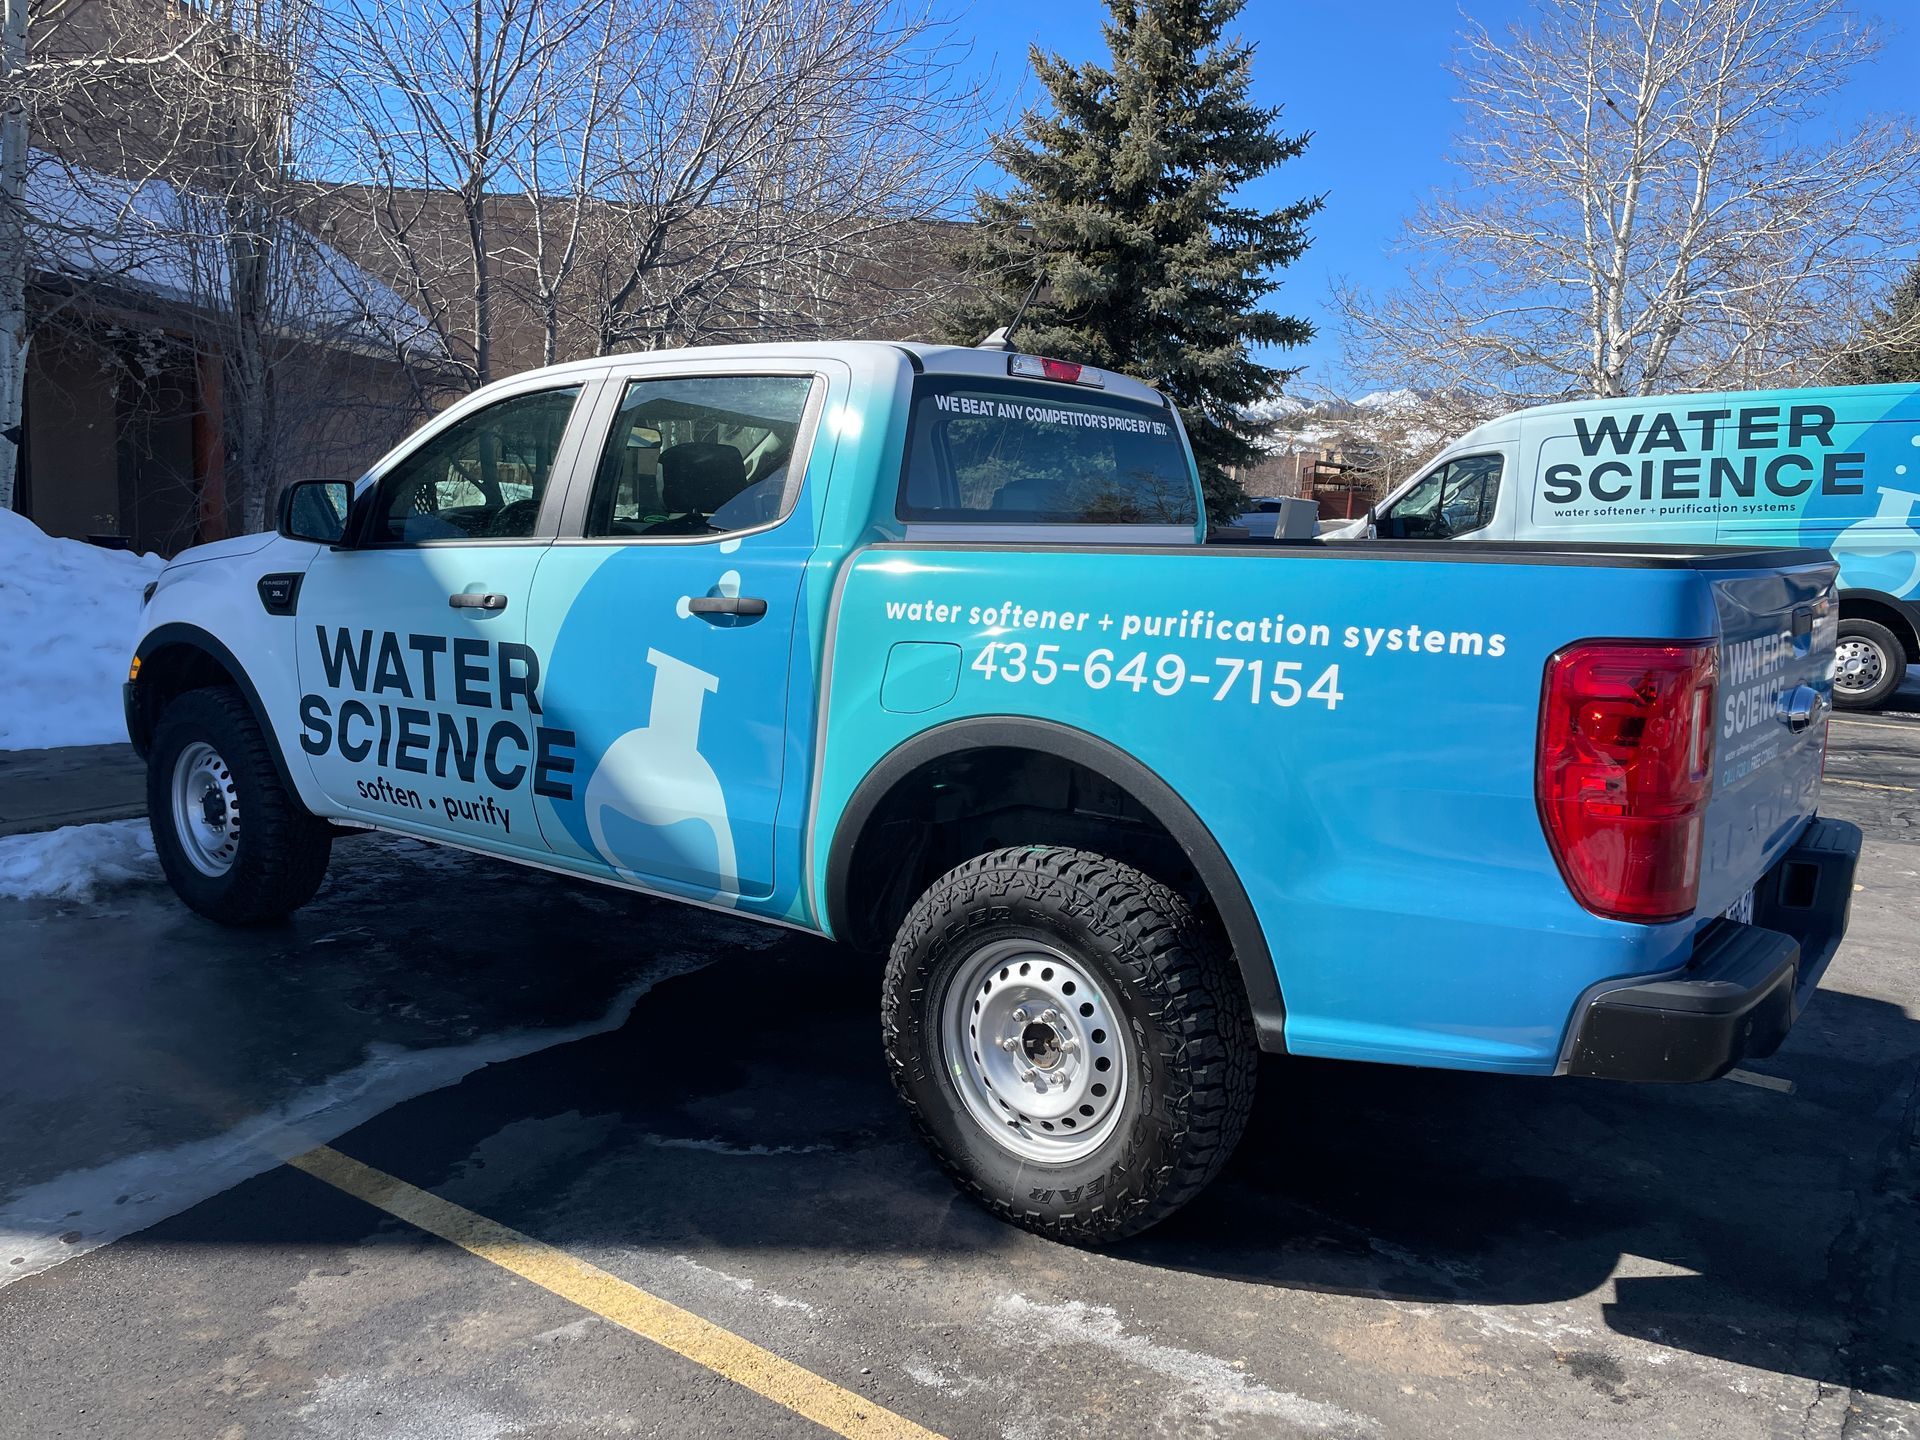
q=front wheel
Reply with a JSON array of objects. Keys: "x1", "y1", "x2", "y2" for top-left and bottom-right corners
[
  {"x1": 148, "y1": 687, "x2": 333, "y2": 924},
  {"x1": 882, "y1": 846, "x2": 1257, "y2": 1244},
  {"x1": 1833, "y1": 618, "x2": 1907, "y2": 710}
]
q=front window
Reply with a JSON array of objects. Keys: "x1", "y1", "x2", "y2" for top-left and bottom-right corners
[
  {"x1": 1378, "y1": 454, "x2": 1503, "y2": 539},
  {"x1": 900, "y1": 377, "x2": 1197, "y2": 526},
  {"x1": 370, "y1": 386, "x2": 582, "y2": 543}
]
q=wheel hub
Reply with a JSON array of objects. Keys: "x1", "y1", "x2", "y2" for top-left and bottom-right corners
[
  {"x1": 1022, "y1": 1022, "x2": 1063, "y2": 1069},
  {"x1": 1835, "y1": 637, "x2": 1884, "y2": 695},
  {"x1": 941, "y1": 937, "x2": 1128, "y2": 1163},
  {"x1": 171, "y1": 740, "x2": 242, "y2": 878}
]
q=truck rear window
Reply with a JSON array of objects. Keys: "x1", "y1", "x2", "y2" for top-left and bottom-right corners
[{"x1": 899, "y1": 377, "x2": 1196, "y2": 525}]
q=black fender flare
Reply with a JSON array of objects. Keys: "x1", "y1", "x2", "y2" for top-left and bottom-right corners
[
  {"x1": 823, "y1": 715, "x2": 1287, "y2": 1051},
  {"x1": 131, "y1": 623, "x2": 303, "y2": 798}
]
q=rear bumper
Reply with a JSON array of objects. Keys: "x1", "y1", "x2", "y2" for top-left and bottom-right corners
[{"x1": 1563, "y1": 817, "x2": 1862, "y2": 1082}]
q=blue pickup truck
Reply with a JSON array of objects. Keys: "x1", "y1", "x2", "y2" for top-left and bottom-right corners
[{"x1": 125, "y1": 341, "x2": 1862, "y2": 1242}]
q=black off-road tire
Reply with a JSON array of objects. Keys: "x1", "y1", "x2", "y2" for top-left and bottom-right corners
[
  {"x1": 1834, "y1": 618, "x2": 1907, "y2": 710},
  {"x1": 882, "y1": 846, "x2": 1258, "y2": 1244},
  {"x1": 148, "y1": 686, "x2": 333, "y2": 925}
]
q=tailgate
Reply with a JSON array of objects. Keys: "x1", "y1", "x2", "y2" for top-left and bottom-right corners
[{"x1": 1699, "y1": 557, "x2": 1838, "y2": 917}]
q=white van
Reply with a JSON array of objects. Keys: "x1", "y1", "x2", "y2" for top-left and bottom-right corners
[{"x1": 1327, "y1": 384, "x2": 1920, "y2": 707}]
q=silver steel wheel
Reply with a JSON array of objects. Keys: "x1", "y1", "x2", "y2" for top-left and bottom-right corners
[
  {"x1": 171, "y1": 740, "x2": 242, "y2": 878},
  {"x1": 940, "y1": 937, "x2": 1130, "y2": 1164},
  {"x1": 1835, "y1": 636, "x2": 1886, "y2": 696}
]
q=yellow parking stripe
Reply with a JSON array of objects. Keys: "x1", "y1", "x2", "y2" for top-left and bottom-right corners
[
  {"x1": 1825, "y1": 776, "x2": 1917, "y2": 792},
  {"x1": 288, "y1": 1145, "x2": 944, "y2": 1440}
]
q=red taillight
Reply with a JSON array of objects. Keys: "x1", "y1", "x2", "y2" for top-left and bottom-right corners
[{"x1": 1537, "y1": 640, "x2": 1718, "y2": 922}]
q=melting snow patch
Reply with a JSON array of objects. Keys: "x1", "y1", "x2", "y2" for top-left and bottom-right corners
[
  {"x1": 643, "y1": 1134, "x2": 829, "y2": 1156},
  {"x1": 0, "y1": 819, "x2": 158, "y2": 901},
  {"x1": 0, "y1": 957, "x2": 709, "y2": 1287},
  {"x1": 673, "y1": 1254, "x2": 817, "y2": 1314},
  {"x1": 1462, "y1": 1304, "x2": 1596, "y2": 1344},
  {"x1": 989, "y1": 1294, "x2": 1378, "y2": 1434}
]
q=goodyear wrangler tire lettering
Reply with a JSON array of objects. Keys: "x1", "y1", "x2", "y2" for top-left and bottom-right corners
[{"x1": 880, "y1": 845, "x2": 1257, "y2": 1245}]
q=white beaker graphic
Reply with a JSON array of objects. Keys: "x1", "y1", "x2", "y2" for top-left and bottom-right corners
[
  {"x1": 1833, "y1": 485, "x2": 1920, "y2": 597},
  {"x1": 584, "y1": 647, "x2": 739, "y2": 903}
]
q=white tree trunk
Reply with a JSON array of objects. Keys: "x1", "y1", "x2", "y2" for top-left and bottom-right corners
[{"x1": 0, "y1": 0, "x2": 29, "y2": 513}]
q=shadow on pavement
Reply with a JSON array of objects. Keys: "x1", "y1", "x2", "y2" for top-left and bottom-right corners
[
  {"x1": 5, "y1": 834, "x2": 1915, "y2": 1408},
  {"x1": 96, "y1": 912, "x2": 1918, "y2": 1408}
]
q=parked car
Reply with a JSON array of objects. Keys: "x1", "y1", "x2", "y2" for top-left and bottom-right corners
[
  {"x1": 1233, "y1": 495, "x2": 1319, "y2": 540},
  {"x1": 1323, "y1": 385, "x2": 1920, "y2": 707},
  {"x1": 125, "y1": 341, "x2": 1861, "y2": 1241}
]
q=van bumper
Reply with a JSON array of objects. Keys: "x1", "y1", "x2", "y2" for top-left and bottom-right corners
[{"x1": 1563, "y1": 817, "x2": 1862, "y2": 1082}]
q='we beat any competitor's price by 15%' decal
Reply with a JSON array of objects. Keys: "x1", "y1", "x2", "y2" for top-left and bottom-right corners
[{"x1": 970, "y1": 642, "x2": 1346, "y2": 709}]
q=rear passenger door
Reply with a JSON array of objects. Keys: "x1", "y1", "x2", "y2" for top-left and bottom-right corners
[{"x1": 524, "y1": 362, "x2": 837, "y2": 907}]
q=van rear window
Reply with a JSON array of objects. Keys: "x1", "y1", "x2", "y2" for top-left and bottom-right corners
[{"x1": 899, "y1": 377, "x2": 1196, "y2": 525}]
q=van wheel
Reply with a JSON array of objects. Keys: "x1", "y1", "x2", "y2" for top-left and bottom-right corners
[
  {"x1": 148, "y1": 687, "x2": 332, "y2": 924},
  {"x1": 881, "y1": 846, "x2": 1257, "y2": 1244},
  {"x1": 1834, "y1": 619, "x2": 1906, "y2": 710}
]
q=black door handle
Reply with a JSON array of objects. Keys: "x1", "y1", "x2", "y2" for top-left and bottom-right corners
[
  {"x1": 686, "y1": 595, "x2": 768, "y2": 617},
  {"x1": 449, "y1": 592, "x2": 508, "y2": 611}
]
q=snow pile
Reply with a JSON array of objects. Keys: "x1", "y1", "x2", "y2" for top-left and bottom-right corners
[
  {"x1": 0, "y1": 510, "x2": 163, "y2": 750},
  {"x1": 0, "y1": 819, "x2": 158, "y2": 902}
]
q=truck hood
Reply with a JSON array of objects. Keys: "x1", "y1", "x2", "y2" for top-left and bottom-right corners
[{"x1": 162, "y1": 529, "x2": 280, "y2": 570}]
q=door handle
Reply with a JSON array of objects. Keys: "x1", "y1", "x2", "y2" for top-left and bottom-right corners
[
  {"x1": 448, "y1": 592, "x2": 508, "y2": 611},
  {"x1": 686, "y1": 595, "x2": 768, "y2": 617}
]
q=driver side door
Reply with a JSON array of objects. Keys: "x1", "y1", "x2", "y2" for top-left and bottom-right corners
[
  {"x1": 294, "y1": 377, "x2": 602, "y2": 858},
  {"x1": 1376, "y1": 453, "x2": 1508, "y2": 540}
]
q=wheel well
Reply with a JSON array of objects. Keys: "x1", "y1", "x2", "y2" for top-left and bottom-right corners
[
  {"x1": 836, "y1": 746, "x2": 1211, "y2": 954},
  {"x1": 1840, "y1": 596, "x2": 1920, "y2": 662},
  {"x1": 130, "y1": 641, "x2": 242, "y2": 754}
]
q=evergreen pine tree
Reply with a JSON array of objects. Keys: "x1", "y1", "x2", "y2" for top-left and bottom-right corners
[
  {"x1": 1837, "y1": 262, "x2": 1920, "y2": 386},
  {"x1": 941, "y1": 0, "x2": 1321, "y2": 522}
]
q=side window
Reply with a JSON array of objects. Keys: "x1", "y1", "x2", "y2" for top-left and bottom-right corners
[
  {"x1": 1380, "y1": 454, "x2": 1503, "y2": 538},
  {"x1": 584, "y1": 374, "x2": 817, "y2": 538},
  {"x1": 371, "y1": 386, "x2": 582, "y2": 543}
]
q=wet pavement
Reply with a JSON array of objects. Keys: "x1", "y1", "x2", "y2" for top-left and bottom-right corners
[{"x1": 0, "y1": 706, "x2": 1916, "y2": 1438}]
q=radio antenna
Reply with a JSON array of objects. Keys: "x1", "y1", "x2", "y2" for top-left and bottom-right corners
[{"x1": 977, "y1": 276, "x2": 1043, "y2": 352}]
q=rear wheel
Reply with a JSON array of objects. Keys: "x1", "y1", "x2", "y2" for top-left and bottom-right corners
[
  {"x1": 1834, "y1": 618, "x2": 1906, "y2": 710},
  {"x1": 882, "y1": 846, "x2": 1257, "y2": 1244},
  {"x1": 148, "y1": 687, "x2": 332, "y2": 924}
]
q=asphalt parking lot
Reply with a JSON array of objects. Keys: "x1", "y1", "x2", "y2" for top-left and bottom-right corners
[{"x1": 2, "y1": 701, "x2": 1918, "y2": 1439}]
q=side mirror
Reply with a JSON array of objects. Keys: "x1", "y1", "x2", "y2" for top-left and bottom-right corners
[
  {"x1": 278, "y1": 480, "x2": 353, "y2": 546},
  {"x1": 626, "y1": 425, "x2": 663, "y2": 451}
]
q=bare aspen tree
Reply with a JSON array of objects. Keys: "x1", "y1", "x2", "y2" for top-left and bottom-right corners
[
  {"x1": 313, "y1": 0, "x2": 981, "y2": 387},
  {"x1": 315, "y1": 0, "x2": 611, "y2": 390},
  {"x1": 1336, "y1": 0, "x2": 1920, "y2": 404},
  {"x1": 584, "y1": 0, "x2": 981, "y2": 355},
  {"x1": 0, "y1": 0, "x2": 232, "y2": 511}
]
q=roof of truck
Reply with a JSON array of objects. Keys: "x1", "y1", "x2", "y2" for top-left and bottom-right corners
[{"x1": 459, "y1": 340, "x2": 1171, "y2": 409}]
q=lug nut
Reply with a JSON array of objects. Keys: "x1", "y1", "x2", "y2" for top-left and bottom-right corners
[
  {"x1": 1041, "y1": 1009, "x2": 1061, "y2": 1026},
  {"x1": 1011, "y1": 1007, "x2": 1029, "y2": 1024},
  {"x1": 1000, "y1": 1036, "x2": 1021, "y2": 1052}
]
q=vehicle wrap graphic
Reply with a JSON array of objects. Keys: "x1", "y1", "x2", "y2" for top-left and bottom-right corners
[
  {"x1": 810, "y1": 544, "x2": 1835, "y2": 1074},
  {"x1": 1529, "y1": 385, "x2": 1920, "y2": 600}
]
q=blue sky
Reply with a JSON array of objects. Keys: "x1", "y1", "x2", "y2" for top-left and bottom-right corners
[{"x1": 953, "y1": 0, "x2": 1920, "y2": 393}]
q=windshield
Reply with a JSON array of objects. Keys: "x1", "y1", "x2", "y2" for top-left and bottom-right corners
[{"x1": 899, "y1": 377, "x2": 1197, "y2": 526}]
